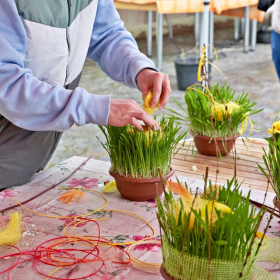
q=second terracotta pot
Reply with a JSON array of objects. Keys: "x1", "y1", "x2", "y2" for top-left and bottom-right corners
[
  {"x1": 191, "y1": 132, "x2": 240, "y2": 156},
  {"x1": 109, "y1": 168, "x2": 174, "y2": 202}
]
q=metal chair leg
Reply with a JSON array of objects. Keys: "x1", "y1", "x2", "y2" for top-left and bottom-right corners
[
  {"x1": 251, "y1": 19, "x2": 257, "y2": 51},
  {"x1": 168, "y1": 19, "x2": 173, "y2": 39},
  {"x1": 234, "y1": 18, "x2": 240, "y2": 41},
  {"x1": 147, "y1": 11, "x2": 153, "y2": 57},
  {"x1": 241, "y1": 18, "x2": 245, "y2": 39},
  {"x1": 195, "y1": 12, "x2": 200, "y2": 46},
  {"x1": 244, "y1": 6, "x2": 250, "y2": 53},
  {"x1": 209, "y1": 11, "x2": 214, "y2": 60},
  {"x1": 156, "y1": 12, "x2": 163, "y2": 70}
]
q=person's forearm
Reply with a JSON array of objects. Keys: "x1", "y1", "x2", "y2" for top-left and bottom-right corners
[
  {"x1": 0, "y1": 0, "x2": 110, "y2": 132},
  {"x1": 87, "y1": 0, "x2": 158, "y2": 89}
]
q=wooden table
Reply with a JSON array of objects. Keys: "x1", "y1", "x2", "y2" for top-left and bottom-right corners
[
  {"x1": 0, "y1": 154, "x2": 280, "y2": 279},
  {"x1": 172, "y1": 137, "x2": 271, "y2": 192}
]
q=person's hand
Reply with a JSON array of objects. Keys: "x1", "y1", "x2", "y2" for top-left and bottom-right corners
[
  {"x1": 136, "y1": 69, "x2": 171, "y2": 110},
  {"x1": 108, "y1": 99, "x2": 159, "y2": 130}
]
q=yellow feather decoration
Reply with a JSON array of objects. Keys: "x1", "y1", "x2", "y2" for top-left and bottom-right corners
[
  {"x1": 103, "y1": 180, "x2": 118, "y2": 193},
  {"x1": 142, "y1": 90, "x2": 160, "y2": 115},
  {"x1": 58, "y1": 190, "x2": 85, "y2": 204},
  {"x1": 0, "y1": 212, "x2": 22, "y2": 245}
]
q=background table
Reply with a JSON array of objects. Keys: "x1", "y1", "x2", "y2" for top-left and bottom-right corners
[
  {"x1": 0, "y1": 154, "x2": 280, "y2": 279},
  {"x1": 115, "y1": 0, "x2": 265, "y2": 69}
]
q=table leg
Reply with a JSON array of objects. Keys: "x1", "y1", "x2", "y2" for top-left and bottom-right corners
[
  {"x1": 199, "y1": 12, "x2": 204, "y2": 52},
  {"x1": 234, "y1": 18, "x2": 240, "y2": 41},
  {"x1": 156, "y1": 12, "x2": 163, "y2": 70},
  {"x1": 195, "y1": 12, "x2": 200, "y2": 46},
  {"x1": 251, "y1": 19, "x2": 257, "y2": 52},
  {"x1": 244, "y1": 6, "x2": 250, "y2": 53},
  {"x1": 147, "y1": 11, "x2": 153, "y2": 57},
  {"x1": 241, "y1": 18, "x2": 245, "y2": 39},
  {"x1": 209, "y1": 11, "x2": 214, "y2": 60}
]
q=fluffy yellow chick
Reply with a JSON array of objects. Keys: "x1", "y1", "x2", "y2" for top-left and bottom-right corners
[
  {"x1": 173, "y1": 197, "x2": 232, "y2": 229},
  {"x1": 143, "y1": 90, "x2": 160, "y2": 115},
  {"x1": 211, "y1": 101, "x2": 240, "y2": 121}
]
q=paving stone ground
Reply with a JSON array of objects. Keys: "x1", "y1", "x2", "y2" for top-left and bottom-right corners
[{"x1": 46, "y1": 27, "x2": 280, "y2": 168}]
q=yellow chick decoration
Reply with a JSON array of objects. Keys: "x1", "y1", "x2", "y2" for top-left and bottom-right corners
[
  {"x1": 211, "y1": 101, "x2": 240, "y2": 121},
  {"x1": 143, "y1": 90, "x2": 160, "y2": 115},
  {"x1": 173, "y1": 197, "x2": 232, "y2": 229},
  {"x1": 168, "y1": 181, "x2": 232, "y2": 229}
]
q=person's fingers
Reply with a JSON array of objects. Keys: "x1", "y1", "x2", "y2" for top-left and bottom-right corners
[
  {"x1": 159, "y1": 75, "x2": 172, "y2": 110},
  {"x1": 150, "y1": 73, "x2": 163, "y2": 108},
  {"x1": 133, "y1": 110, "x2": 159, "y2": 130},
  {"x1": 127, "y1": 117, "x2": 142, "y2": 130}
]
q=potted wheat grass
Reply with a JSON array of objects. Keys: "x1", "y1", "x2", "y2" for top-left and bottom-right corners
[
  {"x1": 157, "y1": 178, "x2": 268, "y2": 280},
  {"x1": 98, "y1": 116, "x2": 186, "y2": 201},
  {"x1": 168, "y1": 47, "x2": 261, "y2": 156},
  {"x1": 258, "y1": 120, "x2": 280, "y2": 211}
]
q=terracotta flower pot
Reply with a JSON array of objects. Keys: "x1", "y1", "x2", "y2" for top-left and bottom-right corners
[
  {"x1": 191, "y1": 132, "x2": 240, "y2": 156},
  {"x1": 109, "y1": 168, "x2": 174, "y2": 202},
  {"x1": 273, "y1": 196, "x2": 280, "y2": 212}
]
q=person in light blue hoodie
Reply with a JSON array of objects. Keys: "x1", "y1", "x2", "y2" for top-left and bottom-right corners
[{"x1": 0, "y1": 0, "x2": 171, "y2": 189}]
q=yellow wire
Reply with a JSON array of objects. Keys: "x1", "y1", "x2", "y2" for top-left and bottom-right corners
[
  {"x1": 14, "y1": 187, "x2": 157, "y2": 280},
  {"x1": 187, "y1": 83, "x2": 215, "y2": 102},
  {"x1": 46, "y1": 267, "x2": 62, "y2": 280},
  {"x1": 14, "y1": 187, "x2": 156, "y2": 247}
]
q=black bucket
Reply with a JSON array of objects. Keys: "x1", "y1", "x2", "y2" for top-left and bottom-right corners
[{"x1": 174, "y1": 58, "x2": 200, "y2": 91}]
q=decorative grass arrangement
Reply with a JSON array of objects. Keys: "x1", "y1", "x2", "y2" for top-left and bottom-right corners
[
  {"x1": 258, "y1": 135, "x2": 280, "y2": 200},
  {"x1": 157, "y1": 178, "x2": 268, "y2": 280},
  {"x1": 168, "y1": 83, "x2": 261, "y2": 138},
  {"x1": 98, "y1": 117, "x2": 186, "y2": 179}
]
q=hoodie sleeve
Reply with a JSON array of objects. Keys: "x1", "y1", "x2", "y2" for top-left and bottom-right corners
[
  {"x1": 0, "y1": 0, "x2": 110, "y2": 132},
  {"x1": 87, "y1": 0, "x2": 158, "y2": 89}
]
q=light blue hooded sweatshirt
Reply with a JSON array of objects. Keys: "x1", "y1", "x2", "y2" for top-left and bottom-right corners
[{"x1": 0, "y1": 0, "x2": 156, "y2": 132}]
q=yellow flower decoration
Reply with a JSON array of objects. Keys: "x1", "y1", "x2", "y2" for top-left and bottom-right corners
[
  {"x1": 268, "y1": 121, "x2": 280, "y2": 134},
  {"x1": 143, "y1": 90, "x2": 160, "y2": 115}
]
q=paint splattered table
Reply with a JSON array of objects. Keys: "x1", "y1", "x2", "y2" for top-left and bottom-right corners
[{"x1": 0, "y1": 156, "x2": 280, "y2": 279}]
